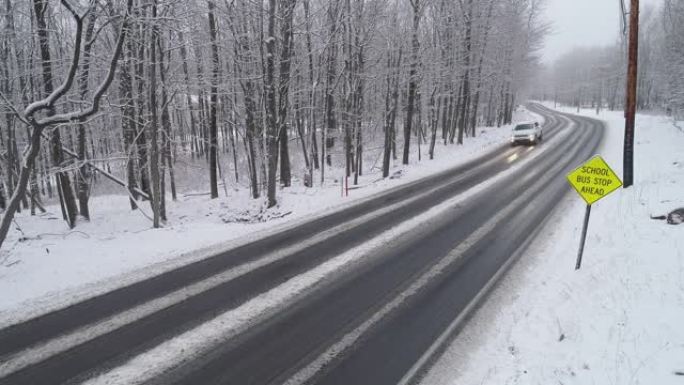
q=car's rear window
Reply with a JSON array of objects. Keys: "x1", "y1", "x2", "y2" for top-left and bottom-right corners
[{"x1": 514, "y1": 124, "x2": 534, "y2": 131}]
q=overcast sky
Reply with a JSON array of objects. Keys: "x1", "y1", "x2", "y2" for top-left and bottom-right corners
[{"x1": 542, "y1": 0, "x2": 662, "y2": 64}]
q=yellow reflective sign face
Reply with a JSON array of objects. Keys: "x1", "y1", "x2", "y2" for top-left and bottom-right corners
[{"x1": 567, "y1": 155, "x2": 623, "y2": 205}]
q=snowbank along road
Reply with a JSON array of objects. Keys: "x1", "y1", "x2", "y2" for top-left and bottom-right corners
[{"x1": 0, "y1": 103, "x2": 603, "y2": 385}]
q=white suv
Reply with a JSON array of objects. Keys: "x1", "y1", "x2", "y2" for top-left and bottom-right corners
[{"x1": 510, "y1": 121, "x2": 543, "y2": 146}]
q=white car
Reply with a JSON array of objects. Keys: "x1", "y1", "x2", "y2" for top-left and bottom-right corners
[{"x1": 510, "y1": 121, "x2": 543, "y2": 146}]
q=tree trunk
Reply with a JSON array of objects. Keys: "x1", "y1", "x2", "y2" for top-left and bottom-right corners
[
  {"x1": 34, "y1": 0, "x2": 79, "y2": 228},
  {"x1": 158, "y1": 31, "x2": 176, "y2": 203},
  {"x1": 264, "y1": 0, "x2": 279, "y2": 207},
  {"x1": 383, "y1": 48, "x2": 402, "y2": 177},
  {"x1": 323, "y1": 0, "x2": 339, "y2": 174},
  {"x1": 429, "y1": 86, "x2": 439, "y2": 160},
  {"x1": 403, "y1": 0, "x2": 421, "y2": 165},
  {"x1": 207, "y1": 0, "x2": 220, "y2": 198},
  {"x1": 457, "y1": 0, "x2": 473, "y2": 144},
  {"x1": 178, "y1": 31, "x2": 199, "y2": 159},
  {"x1": 303, "y1": 0, "x2": 319, "y2": 171},
  {"x1": 119, "y1": 25, "x2": 139, "y2": 210},
  {"x1": 469, "y1": 0, "x2": 494, "y2": 136},
  {"x1": 76, "y1": 10, "x2": 97, "y2": 220},
  {"x1": 135, "y1": 5, "x2": 151, "y2": 197},
  {"x1": 149, "y1": 0, "x2": 162, "y2": 227},
  {"x1": 277, "y1": 0, "x2": 296, "y2": 187}
]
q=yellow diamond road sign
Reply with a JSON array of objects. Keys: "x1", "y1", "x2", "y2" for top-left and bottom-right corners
[{"x1": 567, "y1": 155, "x2": 623, "y2": 205}]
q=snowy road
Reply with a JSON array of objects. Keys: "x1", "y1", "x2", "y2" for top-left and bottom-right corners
[{"x1": 0, "y1": 104, "x2": 603, "y2": 385}]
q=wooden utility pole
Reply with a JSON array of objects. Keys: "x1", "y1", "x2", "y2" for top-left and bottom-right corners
[{"x1": 623, "y1": 0, "x2": 639, "y2": 188}]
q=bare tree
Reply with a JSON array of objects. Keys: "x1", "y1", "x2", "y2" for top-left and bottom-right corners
[
  {"x1": 0, "y1": 0, "x2": 552, "y2": 248},
  {"x1": 207, "y1": 0, "x2": 220, "y2": 198},
  {"x1": 403, "y1": 0, "x2": 422, "y2": 165},
  {"x1": 0, "y1": 0, "x2": 134, "y2": 248}
]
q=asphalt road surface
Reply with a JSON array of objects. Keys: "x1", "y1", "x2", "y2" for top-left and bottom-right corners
[{"x1": 0, "y1": 103, "x2": 603, "y2": 385}]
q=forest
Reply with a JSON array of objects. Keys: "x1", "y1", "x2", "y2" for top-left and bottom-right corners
[
  {"x1": 0, "y1": 0, "x2": 549, "y2": 248},
  {"x1": 534, "y1": 0, "x2": 684, "y2": 118}
]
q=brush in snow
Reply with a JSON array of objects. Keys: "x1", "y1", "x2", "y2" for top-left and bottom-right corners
[{"x1": 650, "y1": 208, "x2": 684, "y2": 225}]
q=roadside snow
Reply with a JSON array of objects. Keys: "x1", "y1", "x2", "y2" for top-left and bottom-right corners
[
  {"x1": 0, "y1": 108, "x2": 539, "y2": 323},
  {"x1": 421, "y1": 105, "x2": 684, "y2": 384}
]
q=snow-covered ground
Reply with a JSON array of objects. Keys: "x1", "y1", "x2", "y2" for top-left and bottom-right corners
[
  {"x1": 421, "y1": 104, "x2": 684, "y2": 384},
  {"x1": 0, "y1": 108, "x2": 539, "y2": 322}
]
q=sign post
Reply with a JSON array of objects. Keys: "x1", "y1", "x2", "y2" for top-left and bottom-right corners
[
  {"x1": 575, "y1": 204, "x2": 592, "y2": 270},
  {"x1": 567, "y1": 155, "x2": 623, "y2": 269}
]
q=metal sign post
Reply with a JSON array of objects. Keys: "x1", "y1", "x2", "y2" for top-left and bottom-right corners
[{"x1": 575, "y1": 204, "x2": 592, "y2": 270}]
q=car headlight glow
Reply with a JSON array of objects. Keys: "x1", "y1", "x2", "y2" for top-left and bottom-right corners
[{"x1": 528, "y1": 134, "x2": 535, "y2": 140}]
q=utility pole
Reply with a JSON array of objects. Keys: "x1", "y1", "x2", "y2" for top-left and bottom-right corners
[{"x1": 623, "y1": 0, "x2": 639, "y2": 188}]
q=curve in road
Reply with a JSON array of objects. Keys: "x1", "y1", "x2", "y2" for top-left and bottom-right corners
[{"x1": 0, "y1": 104, "x2": 602, "y2": 385}]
